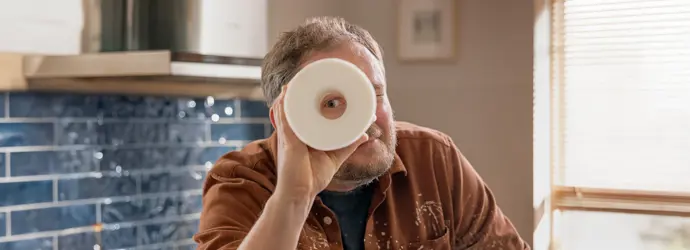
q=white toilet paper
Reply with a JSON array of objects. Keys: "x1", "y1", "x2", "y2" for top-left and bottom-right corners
[{"x1": 284, "y1": 58, "x2": 376, "y2": 151}]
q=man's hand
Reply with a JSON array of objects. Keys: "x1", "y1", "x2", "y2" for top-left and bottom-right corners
[
  {"x1": 233, "y1": 86, "x2": 369, "y2": 250},
  {"x1": 271, "y1": 86, "x2": 369, "y2": 200}
]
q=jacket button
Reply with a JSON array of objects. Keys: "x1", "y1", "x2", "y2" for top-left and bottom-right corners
[{"x1": 323, "y1": 216, "x2": 333, "y2": 225}]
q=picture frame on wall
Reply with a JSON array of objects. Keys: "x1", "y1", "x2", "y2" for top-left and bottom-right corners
[{"x1": 396, "y1": 0, "x2": 457, "y2": 62}]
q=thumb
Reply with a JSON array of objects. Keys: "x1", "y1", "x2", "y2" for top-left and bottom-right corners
[{"x1": 331, "y1": 134, "x2": 369, "y2": 163}]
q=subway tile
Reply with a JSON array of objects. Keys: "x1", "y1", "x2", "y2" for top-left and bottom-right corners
[
  {"x1": 141, "y1": 170, "x2": 205, "y2": 194},
  {"x1": 0, "y1": 123, "x2": 54, "y2": 147},
  {"x1": 11, "y1": 150, "x2": 98, "y2": 176},
  {"x1": 168, "y1": 123, "x2": 209, "y2": 143},
  {"x1": 57, "y1": 121, "x2": 164, "y2": 145},
  {"x1": 0, "y1": 92, "x2": 272, "y2": 250},
  {"x1": 207, "y1": 99, "x2": 236, "y2": 118},
  {"x1": 58, "y1": 231, "x2": 99, "y2": 250},
  {"x1": 199, "y1": 146, "x2": 234, "y2": 165},
  {"x1": 239, "y1": 100, "x2": 269, "y2": 118},
  {"x1": 0, "y1": 92, "x2": 269, "y2": 249},
  {"x1": 55, "y1": 121, "x2": 99, "y2": 145},
  {"x1": 0, "y1": 181, "x2": 53, "y2": 206},
  {"x1": 10, "y1": 146, "x2": 232, "y2": 176},
  {"x1": 265, "y1": 123, "x2": 275, "y2": 137},
  {"x1": 100, "y1": 146, "x2": 233, "y2": 172},
  {"x1": 102, "y1": 194, "x2": 202, "y2": 224},
  {"x1": 97, "y1": 95, "x2": 181, "y2": 119},
  {"x1": 177, "y1": 97, "x2": 234, "y2": 120},
  {"x1": 139, "y1": 219, "x2": 200, "y2": 246},
  {"x1": 0, "y1": 212, "x2": 5, "y2": 236},
  {"x1": 0, "y1": 237, "x2": 53, "y2": 250},
  {"x1": 8, "y1": 93, "x2": 226, "y2": 119},
  {"x1": 99, "y1": 147, "x2": 169, "y2": 171},
  {"x1": 102, "y1": 226, "x2": 138, "y2": 249},
  {"x1": 96, "y1": 95, "x2": 219, "y2": 120},
  {"x1": 9, "y1": 93, "x2": 100, "y2": 118},
  {"x1": 11, "y1": 204, "x2": 96, "y2": 235},
  {"x1": 176, "y1": 97, "x2": 236, "y2": 119},
  {"x1": 57, "y1": 121, "x2": 207, "y2": 145},
  {"x1": 211, "y1": 123, "x2": 266, "y2": 141},
  {"x1": 6, "y1": 94, "x2": 262, "y2": 120},
  {"x1": 58, "y1": 176, "x2": 138, "y2": 201}
]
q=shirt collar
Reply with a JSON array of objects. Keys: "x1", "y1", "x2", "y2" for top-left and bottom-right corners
[{"x1": 264, "y1": 132, "x2": 407, "y2": 176}]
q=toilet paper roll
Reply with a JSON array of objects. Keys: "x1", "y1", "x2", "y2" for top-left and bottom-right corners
[{"x1": 284, "y1": 58, "x2": 376, "y2": 151}]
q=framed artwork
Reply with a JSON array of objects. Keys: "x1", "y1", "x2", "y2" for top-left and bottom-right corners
[{"x1": 396, "y1": 0, "x2": 457, "y2": 62}]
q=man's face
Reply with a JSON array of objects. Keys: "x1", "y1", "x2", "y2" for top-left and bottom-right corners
[{"x1": 300, "y1": 42, "x2": 397, "y2": 187}]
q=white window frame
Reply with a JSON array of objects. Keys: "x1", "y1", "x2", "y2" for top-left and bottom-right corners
[{"x1": 533, "y1": 0, "x2": 690, "y2": 249}]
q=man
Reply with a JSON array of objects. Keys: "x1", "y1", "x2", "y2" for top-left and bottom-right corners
[{"x1": 194, "y1": 17, "x2": 529, "y2": 250}]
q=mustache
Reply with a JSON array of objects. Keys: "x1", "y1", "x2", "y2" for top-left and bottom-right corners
[{"x1": 366, "y1": 125, "x2": 383, "y2": 138}]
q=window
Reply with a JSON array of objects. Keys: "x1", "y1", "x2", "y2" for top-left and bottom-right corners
[
  {"x1": 555, "y1": 211, "x2": 690, "y2": 250},
  {"x1": 544, "y1": 0, "x2": 690, "y2": 249}
]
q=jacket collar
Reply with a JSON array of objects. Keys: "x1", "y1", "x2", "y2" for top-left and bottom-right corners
[{"x1": 264, "y1": 132, "x2": 407, "y2": 175}]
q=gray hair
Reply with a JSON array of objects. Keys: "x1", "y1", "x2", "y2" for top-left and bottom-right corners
[{"x1": 260, "y1": 16, "x2": 384, "y2": 107}]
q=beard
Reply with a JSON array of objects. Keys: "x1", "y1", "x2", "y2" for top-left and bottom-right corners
[{"x1": 331, "y1": 121, "x2": 397, "y2": 187}]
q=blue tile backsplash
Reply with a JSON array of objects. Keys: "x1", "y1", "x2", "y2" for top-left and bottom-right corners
[
  {"x1": 0, "y1": 92, "x2": 270, "y2": 250},
  {"x1": 0, "y1": 181, "x2": 53, "y2": 205}
]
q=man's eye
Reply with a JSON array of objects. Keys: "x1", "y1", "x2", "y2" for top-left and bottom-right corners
[
  {"x1": 326, "y1": 99, "x2": 341, "y2": 108},
  {"x1": 323, "y1": 97, "x2": 345, "y2": 108}
]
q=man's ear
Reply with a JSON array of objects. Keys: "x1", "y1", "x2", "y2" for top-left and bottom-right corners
[{"x1": 269, "y1": 105, "x2": 277, "y2": 129}]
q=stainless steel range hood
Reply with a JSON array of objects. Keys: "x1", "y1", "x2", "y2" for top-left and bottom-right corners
[
  {"x1": 18, "y1": 51, "x2": 262, "y2": 81},
  {"x1": 0, "y1": 50, "x2": 265, "y2": 99},
  {"x1": 0, "y1": 0, "x2": 268, "y2": 99}
]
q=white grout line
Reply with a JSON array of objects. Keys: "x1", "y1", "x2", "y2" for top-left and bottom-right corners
[
  {"x1": 4, "y1": 153, "x2": 9, "y2": 177},
  {"x1": 0, "y1": 118, "x2": 206, "y2": 124},
  {"x1": 135, "y1": 173, "x2": 142, "y2": 199},
  {"x1": 205, "y1": 121, "x2": 212, "y2": 143},
  {"x1": 2, "y1": 145, "x2": 93, "y2": 153},
  {"x1": 0, "y1": 208, "x2": 202, "y2": 243},
  {"x1": 135, "y1": 220, "x2": 144, "y2": 247},
  {"x1": 0, "y1": 164, "x2": 209, "y2": 184},
  {"x1": 0, "y1": 225, "x2": 96, "y2": 243},
  {"x1": 5, "y1": 212, "x2": 10, "y2": 237},
  {"x1": 0, "y1": 189, "x2": 203, "y2": 213},
  {"x1": 0, "y1": 116, "x2": 268, "y2": 124},
  {"x1": 234, "y1": 99, "x2": 243, "y2": 118},
  {"x1": 0, "y1": 172, "x2": 103, "y2": 184},
  {"x1": 213, "y1": 117, "x2": 269, "y2": 124},
  {"x1": 102, "y1": 213, "x2": 201, "y2": 231},
  {"x1": 52, "y1": 120, "x2": 59, "y2": 146},
  {"x1": 0, "y1": 140, "x2": 247, "y2": 153},
  {"x1": 52, "y1": 178, "x2": 59, "y2": 202},
  {"x1": 95, "y1": 203, "x2": 102, "y2": 224}
]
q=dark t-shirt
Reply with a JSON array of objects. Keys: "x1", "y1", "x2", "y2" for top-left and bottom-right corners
[{"x1": 318, "y1": 184, "x2": 375, "y2": 250}]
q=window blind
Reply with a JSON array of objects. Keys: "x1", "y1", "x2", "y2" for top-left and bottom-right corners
[{"x1": 557, "y1": 0, "x2": 690, "y2": 192}]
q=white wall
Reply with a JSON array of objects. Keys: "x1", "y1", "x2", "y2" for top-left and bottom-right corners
[{"x1": 267, "y1": 0, "x2": 345, "y2": 45}]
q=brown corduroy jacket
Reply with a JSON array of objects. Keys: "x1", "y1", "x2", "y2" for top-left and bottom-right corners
[{"x1": 194, "y1": 121, "x2": 530, "y2": 250}]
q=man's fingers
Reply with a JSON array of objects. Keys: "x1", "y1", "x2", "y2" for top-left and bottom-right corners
[{"x1": 274, "y1": 86, "x2": 301, "y2": 145}]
